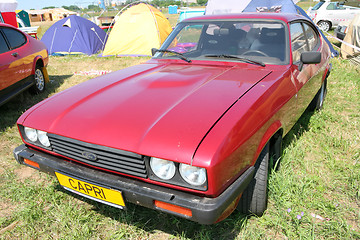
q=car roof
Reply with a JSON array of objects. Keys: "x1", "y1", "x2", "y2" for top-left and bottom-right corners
[
  {"x1": 0, "y1": 22, "x2": 18, "y2": 29},
  {"x1": 182, "y1": 13, "x2": 309, "y2": 23}
]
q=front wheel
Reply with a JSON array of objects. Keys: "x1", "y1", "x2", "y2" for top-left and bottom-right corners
[
  {"x1": 318, "y1": 21, "x2": 331, "y2": 32},
  {"x1": 30, "y1": 66, "x2": 45, "y2": 94},
  {"x1": 237, "y1": 143, "x2": 269, "y2": 216}
]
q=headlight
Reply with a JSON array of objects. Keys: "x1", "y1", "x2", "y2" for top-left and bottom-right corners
[
  {"x1": 37, "y1": 130, "x2": 50, "y2": 147},
  {"x1": 179, "y1": 163, "x2": 207, "y2": 186},
  {"x1": 22, "y1": 126, "x2": 51, "y2": 148},
  {"x1": 150, "y1": 157, "x2": 176, "y2": 180},
  {"x1": 24, "y1": 127, "x2": 37, "y2": 142}
]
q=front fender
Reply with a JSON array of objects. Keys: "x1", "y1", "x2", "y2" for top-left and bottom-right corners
[{"x1": 252, "y1": 120, "x2": 282, "y2": 165}]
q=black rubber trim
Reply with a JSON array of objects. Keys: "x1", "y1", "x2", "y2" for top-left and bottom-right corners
[{"x1": 13, "y1": 144, "x2": 254, "y2": 224}]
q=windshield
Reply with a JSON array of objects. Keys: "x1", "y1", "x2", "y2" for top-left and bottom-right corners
[
  {"x1": 154, "y1": 19, "x2": 289, "y2": 65},
  {"x1": 312, "y1": 1, "x2": 325, "y2": 10}
]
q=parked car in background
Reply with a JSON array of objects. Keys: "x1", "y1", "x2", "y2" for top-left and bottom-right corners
[
  {"x1": 341, "y1": 0, "x2": 360, "y2": 8},
  {"x1": 334, "y1": 20, "x2": 350, "y2": 40},
  {"x1": 14, "y1": 13, "x2": 331, "y2": 224},
  {"x1": 0, "y1": 23, "x2": 48, "y2": 107},
  {"x1": 307, "y1": 0, "x2": 360, "y2": 31}
]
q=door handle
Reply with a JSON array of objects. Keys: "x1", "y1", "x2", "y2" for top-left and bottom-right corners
[{"x1": 11, "y1": 52, "x2": 18, "y2": 57}]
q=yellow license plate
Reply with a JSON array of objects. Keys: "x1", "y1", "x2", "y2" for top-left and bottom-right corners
[{"x1": 55, "y1": 172, "x2": 125, "y2": 209}]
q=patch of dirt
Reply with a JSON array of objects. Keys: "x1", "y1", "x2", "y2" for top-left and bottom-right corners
[
  {"x1": 13, "y1": 167, "x2": 42, "y2": 183},
  {"x1": 0, "y1": 201, "x2": 17, "y2": 219},
  {"x1": 148, "y1": 231, "x2": 173, "y2": 240}
]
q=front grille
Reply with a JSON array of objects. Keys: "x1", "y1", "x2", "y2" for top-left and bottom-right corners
[{"x1": 48, "y1": 134, "x2": 147, "y2": 178}]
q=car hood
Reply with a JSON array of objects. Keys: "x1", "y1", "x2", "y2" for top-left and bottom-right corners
[{"x1": 20, "y1": 61, "x2": 271, "y2": 164}]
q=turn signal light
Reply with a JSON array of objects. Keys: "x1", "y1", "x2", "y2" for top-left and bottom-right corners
[
  {"x1": 154, "y1": 200, "x2": 192, "y2": 217},
  {"x1": 24, "y1": 159, "x2": 40, "y2": 169}
]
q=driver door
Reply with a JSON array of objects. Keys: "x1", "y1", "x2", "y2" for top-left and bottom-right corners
[{"x1": 290, "y1": 21, "x2": 326, "y2": 116}]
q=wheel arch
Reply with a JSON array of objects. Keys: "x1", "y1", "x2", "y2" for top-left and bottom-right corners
[
  {"x1": 32, "y1": 57, "x2": 49, "y2": 83},
  {"x1": 252, "y1": 121, "x2": 283, "y2": 168},
  {"x1": 31, "y1": 56, "x2": 44, "y2": 74}
]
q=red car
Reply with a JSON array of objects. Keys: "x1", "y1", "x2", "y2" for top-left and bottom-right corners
[
  {"x1": 14, "y1": 13, "x2": 331, "y2": 224},
  {"x1": 0, "y1": 23, "x2": 49, "y2": 106}
]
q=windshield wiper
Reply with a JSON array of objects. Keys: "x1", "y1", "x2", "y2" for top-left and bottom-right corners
[
  {"x1": 153, "y1": 49, "x2": 192, "y2": 63},
  {"x1": 204, "y1": 54, "x2": 265, "y2": 67}
]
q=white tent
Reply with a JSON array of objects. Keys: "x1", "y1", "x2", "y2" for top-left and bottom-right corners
[
  {"x1": 205, "y1": 0, "x2": 252, "y2": 15},
  {"x1": 341, "y1": 14, "x2": 360, "y2": 59},
  {"x1": 0, "y1": 0, "x2": 17, "y2": 12},
  {"x1": 0, "y1": 0, "x2": 18, "y2": 27},
  {"x1": 205, "y1": 0, "x2": 300, "y2": 15}
]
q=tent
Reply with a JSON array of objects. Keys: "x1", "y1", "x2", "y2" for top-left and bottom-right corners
[
  {"x1": 16, "y1": 10, "x2": 30, "y2": 27},
  {"x1": 41, "y1": 15, "x2": 107, "y2": 55},
  {"x1": 205, "y1": 0, "x2": 338, "y2": 57},
  {"x1": 0, "y1": 0, "x2": 17, "y2": 27},
  {"x1": 340, "y1": 14, "x2": 360, "y2": 59},
  {"x1": 102, "y1": 3, "x2": 172, "y2": 56}
]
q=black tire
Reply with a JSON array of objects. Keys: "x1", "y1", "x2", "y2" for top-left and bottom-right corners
[
  {"x1": 238, "y1": 143, "x2": 269, "y2": 216},
  {"x1": 30, "y1": 65, "x2": 45, "y2": 94},
  {"x1": 318, "y1": 21, "x2": 331, "y2": 32},
  {"x1": 309, "y1": 79, "x2": 327, "y2": 111}
]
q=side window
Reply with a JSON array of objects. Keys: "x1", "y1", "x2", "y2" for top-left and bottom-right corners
[
  {"x1": 1, "y1": 27, "x2": 26, "y2": 49},
  {"x1": 290, "y1": 22, "x2": 307, "y2": 63},
  {"x1": 303, "y1": 23, "x2": 318, "y2": 51},
  {"x1": 0, "y1": 32, "x2": 10, "y2": 54},
  {"x1": 326, "y1": 3, "x2": 336, "y2": 10}
]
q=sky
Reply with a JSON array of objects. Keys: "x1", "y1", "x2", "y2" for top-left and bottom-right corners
[{"x1": 16, "y1": 0, "x2": 99, "y2": 10}]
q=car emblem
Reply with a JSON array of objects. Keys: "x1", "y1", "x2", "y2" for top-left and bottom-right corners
[{"x1": 82, "y1": 151, "x2": 98, "y2": 161}]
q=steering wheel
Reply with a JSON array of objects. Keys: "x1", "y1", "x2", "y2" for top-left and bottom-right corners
[{"x1": 242, "y1": 50, "x2": 269, "y2": 57}]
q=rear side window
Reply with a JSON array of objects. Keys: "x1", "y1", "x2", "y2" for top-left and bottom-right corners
[
  {"x1": 290, "y1": 22, "x2": 319, "y2": 63},
  {"x1": 290, "y1": 23, "x2": 307, "y2": 62},
  {"x1": 303, "y1": 24, "x2": 317, "y2": 51},
  {"x1": 0, "y1": 32, "x2": 9, "y2": 54},
  {"x1": 1, "y1": 27, "x2": 26, "y2": 49}
]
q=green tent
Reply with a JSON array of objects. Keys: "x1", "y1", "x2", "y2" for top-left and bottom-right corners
[{"x1": 16, "y1": 10, "x2": 30, "y2": 27}]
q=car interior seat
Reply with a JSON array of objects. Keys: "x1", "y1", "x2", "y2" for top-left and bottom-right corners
[
  {"x1": 249, "y1": 27, "x2": 285, "y2": 61},
  {"x1": 202, "y1": 26, "x2": 239, "y2": 55}
]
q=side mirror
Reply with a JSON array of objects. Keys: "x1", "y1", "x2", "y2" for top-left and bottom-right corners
[
  {"x1": 151, "y1": 48, "x2": 158, "y2": 56},
  {"x1": 299, "y1": 51, "x2": 321, "y2": 71}
]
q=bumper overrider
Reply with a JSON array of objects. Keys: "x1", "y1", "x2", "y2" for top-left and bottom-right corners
[{"x1": 14, "y1": 144, "x2": 254, "y2": 224}]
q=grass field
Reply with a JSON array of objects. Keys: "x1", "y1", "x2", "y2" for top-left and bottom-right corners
[
  {"x1": 0, "y1": 55, "x2": 359, "y2": 240},
  {"x1": 0, "y1": 2, "x2": 359, "y2": 239}
]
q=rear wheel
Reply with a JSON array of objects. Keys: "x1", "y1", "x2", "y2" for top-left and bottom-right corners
[
  {"x1": 238, "y1": 143, "x2": 269, "y2": 216},
  {"x1": 30, "y1": 65, "x2": 45, "y2": 94},
  {"x1": 318, "y1": 21, "x2": 331, "y2": 32}
]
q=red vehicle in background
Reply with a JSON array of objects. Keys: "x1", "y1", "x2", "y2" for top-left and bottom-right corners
[
  {"x1": 0, "y1": 0, "x2": 17, "y2": 27},
  {"x1": 0, "y1": 22, "x2": 49, "y2": 106},
  {"x1": 14, "y1": 13, "x2": 331, "y2": 224}
]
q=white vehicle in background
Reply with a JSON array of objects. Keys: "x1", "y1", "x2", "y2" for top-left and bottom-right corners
[{"x1": 307, "y1": 0, "x2": 360, "y2": 31}]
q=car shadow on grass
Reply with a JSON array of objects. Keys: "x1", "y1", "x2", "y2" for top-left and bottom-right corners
[
  {"x1": 0, "y1": 74, "x2": 72, "y2": 133},
  {"x1": 55, "y1": 183, "x2": 249, "y2": 239}
]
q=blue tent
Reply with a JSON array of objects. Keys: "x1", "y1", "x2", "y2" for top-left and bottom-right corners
[
  {"x1": 205, "y1": 0, "x2": 338, "y2": 57},
  {"x1": 41, "y1": 15, "x2": 106, "y2": 55}
]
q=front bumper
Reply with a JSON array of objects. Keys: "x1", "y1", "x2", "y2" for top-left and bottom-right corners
[{"x1": 14, "y1": 144, "x2": 254, "y2": 224}]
